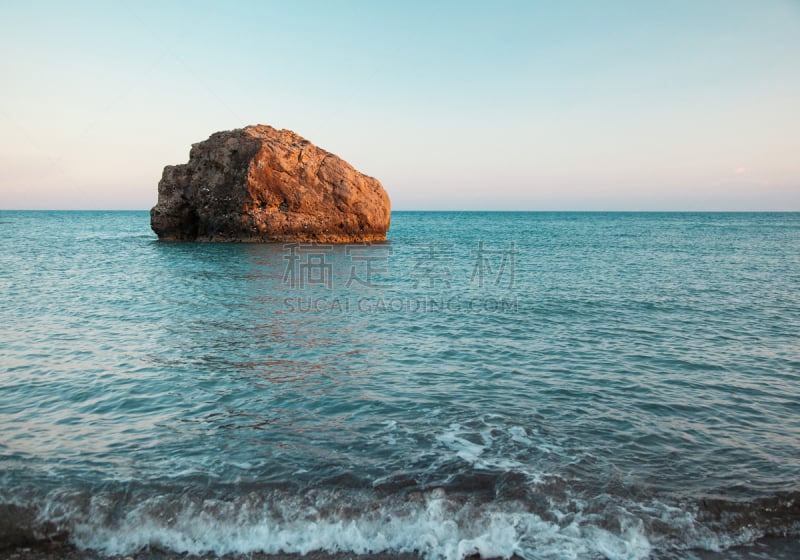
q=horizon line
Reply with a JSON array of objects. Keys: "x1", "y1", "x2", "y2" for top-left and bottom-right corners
[{"x1": 2, "y1": 208, "x2": 800, "y2": 213}]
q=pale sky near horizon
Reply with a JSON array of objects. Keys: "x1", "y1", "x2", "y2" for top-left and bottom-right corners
[{"x1": 1, "y1": 0, "x2": 799, "y2": 210}]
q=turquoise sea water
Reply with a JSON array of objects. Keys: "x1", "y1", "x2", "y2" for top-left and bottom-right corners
[{"x1": 0, "y1": 211, "x2": 799, "y2": 559}]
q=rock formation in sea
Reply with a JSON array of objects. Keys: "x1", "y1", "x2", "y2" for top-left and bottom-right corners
[{"x1": 150, "y1": 125, "x2": 390, "y2": 242}]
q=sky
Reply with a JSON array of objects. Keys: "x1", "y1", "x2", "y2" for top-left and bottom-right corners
[{"x1": 1, "y1": 0, "x2": 799, "y2": 211}]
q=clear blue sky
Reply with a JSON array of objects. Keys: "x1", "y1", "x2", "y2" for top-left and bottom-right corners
[{"x1": 1, "y1": 0, "x2": 798, "y2": 210}]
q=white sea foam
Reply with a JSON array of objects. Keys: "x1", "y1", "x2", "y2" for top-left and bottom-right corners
[
  {"x1": 432, "y1": 422, "x2": 554, "y2": 478},
  {"x1": 508, "y1": 426, "x2": 533, "y2": 446},
  {"x1": 436, "y1": 425, "x2": 486, "y2": 464}
]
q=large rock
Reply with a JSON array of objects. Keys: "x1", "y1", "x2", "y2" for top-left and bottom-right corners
[{"x1": 150, "y1": 125, "x2": 390, "y2": 242}]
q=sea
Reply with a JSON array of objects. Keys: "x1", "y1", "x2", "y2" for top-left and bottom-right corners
[{"x1": 0, "y1": 210, "x2": 798, "y2": 560}]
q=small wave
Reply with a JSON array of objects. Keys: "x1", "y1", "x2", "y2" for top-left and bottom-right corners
[{"x1": 3, "y1": 487, "x2": 654, "y2": 560}]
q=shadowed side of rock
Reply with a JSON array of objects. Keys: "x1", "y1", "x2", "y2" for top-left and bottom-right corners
[{"x1": 150, "y1": 125, "x2": 391, "y2": 242}]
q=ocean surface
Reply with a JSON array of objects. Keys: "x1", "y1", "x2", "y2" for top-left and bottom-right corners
[{"x1": 0, "y1": 210, "x2": 798, "y2": 560}]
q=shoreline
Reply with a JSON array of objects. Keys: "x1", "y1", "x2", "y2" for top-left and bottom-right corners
[
  {"x1": 3, "y1": 539, "x2": 800, "y2": 560},
  {"x1": 0, "y1": 543, "x2": 426, "y2": 560}
]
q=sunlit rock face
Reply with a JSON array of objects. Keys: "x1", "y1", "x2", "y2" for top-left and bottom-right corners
[{"x1": 150, "y1": 125, "x2": 390, "y2": 242}]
